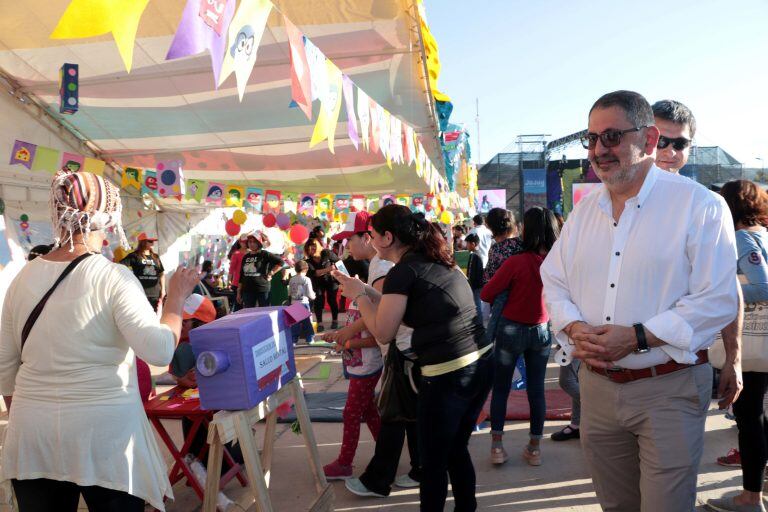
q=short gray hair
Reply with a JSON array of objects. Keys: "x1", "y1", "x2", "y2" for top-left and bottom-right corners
[
  {"x1": 589, "y1": 90, "x2": 654, "y2": 129},
  {"x1": 652, "y1": 99, "x2": 696, "y2": 138}
]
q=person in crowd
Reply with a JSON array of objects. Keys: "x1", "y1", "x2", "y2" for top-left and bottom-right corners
[
  {"x1": 288, "y1": 260, "x2": 316, "y2": 344},
  {"x1": 334, "y1": 204, "x2": 492, "y2": 512},
  {"x1": 483, "y1": 208, "x2": 522, "y2": 283},
  {"x1": 305, "y1": 237, "x2": 341, "y2": 331},
  {"x1": 0, "y1": 168, "x2": 200, "y2": 511},
  {"x1": 236, "y1": 233, "x2": 283, "y2": 308},
  {"x1": 453, "y1": 224, "x2": 467, "y2": 252},
  {"x1": 464, "y1": 233, "x2": 484, "y2": 321},
  {"x1": 541, "y1": 90, "x2": 738, "y2": 511},
  {"x1": 321, "y1": 212, "x2": 384, "y2": 480},
  {"x1": 310, "y1": 225, "x2": 328, "y2": 248},
  {"x1": 481, "y1": 207, "x2": 559, "y2": 466},
  {"x1": 122, "y1": 232, "x2": 165, "y2": 311},
  {"x1": 338, "y1": 249, "x2": 371, "y2": 313},
  {"x1": 198, "y1": 260, "x2": 216, "y2": 295},
  {"x1": 707, "y1": 180, "x2": 768, "y2": 512},
  {"x1": 466, "y1": 214, "x2": 493, "y2": 268},
  {"x1": 27, "y1": 244, "x2": 52, "y2": 261},
  {"x1": 227, "y1": 236, "x2": 247, "y2": 310}
]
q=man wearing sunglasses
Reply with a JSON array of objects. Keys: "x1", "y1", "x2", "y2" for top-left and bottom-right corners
[
  {"x1": 542, "y1": 90, "x2": 739, "y2": 511},
  {"x1": 652, "y1": 99, "x2": 695, "y2": 174}
]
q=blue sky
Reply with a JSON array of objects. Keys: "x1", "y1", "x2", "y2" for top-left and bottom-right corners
[{"x1": 424, "y1": 0, "x2": 768, "y2": 167}]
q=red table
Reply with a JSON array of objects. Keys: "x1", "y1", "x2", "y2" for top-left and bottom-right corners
[{"x1": 144, "y1": 387, "x2": 247, "y2": 506}]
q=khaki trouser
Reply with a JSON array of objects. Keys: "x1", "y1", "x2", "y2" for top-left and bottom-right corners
[{"x1": 579, "y1": 363, "x2": 712, "y2": 512}]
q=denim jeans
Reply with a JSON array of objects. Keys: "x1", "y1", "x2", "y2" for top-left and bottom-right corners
[
  {"x1": 418, "y1": 352, "x2": 493, "y2": 512},
  {"x1": 471, "y1": 288, "x2": 483, "y2": 325},
  {"x1": 490, "y1": 319, "x2": 551, "y2": 438},
  {"x1": 485, "y1": 291, "x2": 508, "y2": 345},
  {"x1": 290, "y1": 303, "x2": 315, "y2": 343}
]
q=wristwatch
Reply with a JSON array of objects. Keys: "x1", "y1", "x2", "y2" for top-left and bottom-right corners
[{"x1": 633, "y1": 323, "x2": 651, "y2": 354}]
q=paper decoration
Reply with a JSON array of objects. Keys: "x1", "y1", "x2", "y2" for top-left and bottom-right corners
[
  {"x1": 298, "y1": 193, "x2": 315, "y2": 217},
  {"x1": 367, "y1": 196, "x2": 379, "y2": 213},
  {"x1": 61, "y1": 152, "x2": 85, "y2": 172},
  {"x1": 166, "y1": 0, "x2": 236, "y2": 87},
  {"x1": 141, "y1": 170, "x2": 158, "y2": 196},
  {"x1": 390, "y1": 115, "x2": 403, "y2": 165},
  {"x1": 264, "y1": 189, "x2": 281, "y2": 215},
  {"x1": 218, "y1": 0, "x2": 272, "y2": 100},
  {"x1": 284, "y1": 16, "x2": 312, "y2": 120},
  {"x1": 50, "y1": 0, "x2": 152, "y2": 72},
  {"x1": 83, "y1": 157, "x2": 105, "y2": 176},
  {"x1": 245, "y1": 187, "x2": 263, "y2": 211},
  {"x1": 356, "y1": 88, "x2": 371, "y2": 151},
  {"x1": 369, "y1": 98, "x2": 380, "y2": 154},
  {"x1": 316, "y1": 194, "x2": 332, "y2": 220},
  {"x1": 206, "y1": 182, "x2": 225, "y2": 204},
  {"x1": 31, "y1": 147, "x2": 60, "y2": 173},
  {"x1": 342, "y1": 76, "x2": 359, "y2": 150},
  {"x1": 9, "y1": 140, "x2": 37, "y2": 169},
  {"x1": 380, "y1": 194, "x2": 395, "y2": 207},
  {"x1": 121, "y1": 167, "x2": 142, "y2": 191},
  {"x1": 309, "y1": 59, "x2": 343, "y2": 153},
  {"x1": 283, "y1": 192, "x2": 298, "y2": 214},
  {"x1": 405, "y1": 125, "x2": 416, "y2": 165},
  {"x1": 334, "y1": 194, "x2": 350, "y2": 215},
  {"x1": 412, "y1": 194, "x2": 425, "y2": 213},
  {"x1": 396, "y1": 194, "x2": 410, "y2": 207},
  {"x1": 351, "y1": 195, "x2": 366, "y2": 212},
  {"x1": 186, "y1": 178, "x2": 207, "y2": 202},
  {"x1": 378, "y1": 106, "x2": 391, "y2": 165},
  {"x1": 304, "y1": 38, "x2": 327, "y2": 102},
  {"x1": 225, "y1": 184, "x2": 245, "y2": 207},
  {"x1": 156, "y1": 160, "x2": 185, "y2": 198}
]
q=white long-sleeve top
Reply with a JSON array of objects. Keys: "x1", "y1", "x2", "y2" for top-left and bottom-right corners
[
  {"x1": 0, "y1": 255, "x2": 176, "y2": 509},
  {"x1": 541, "y1": 165, "x2": 738, "y2": 369}
]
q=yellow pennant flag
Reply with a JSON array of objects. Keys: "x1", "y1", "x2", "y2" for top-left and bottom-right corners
[
  {"x1": 310, "y1": 59, "x2": 343, "y2": 154},
  {"x1": 50, "y1": 0, "x2": 151, "y2": 72},
  {"x1": 217, "y1": 0, "x2": 272, "y2": 101},
  {"x1": 121, "y1": 167, "x2": 142, "y2": 191}
]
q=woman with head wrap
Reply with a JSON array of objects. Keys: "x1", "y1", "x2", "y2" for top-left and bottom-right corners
[{"x1": 0, "y1": 169, "x2": 200, "y2": 511}]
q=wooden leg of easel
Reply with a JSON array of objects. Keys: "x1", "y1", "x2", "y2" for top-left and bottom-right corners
[
  {"x1": 235, "y1": 412, "x2": 274, "y2": 512},
  {"x1": 261, "y1": 410, "x2": 278, "y2": 488},
  {"x1": 203, "y1": 425, "x2": 224, "y2": 512},
  {"x1": 290, "y1": 379, "x2": 328, "y2": 494}
]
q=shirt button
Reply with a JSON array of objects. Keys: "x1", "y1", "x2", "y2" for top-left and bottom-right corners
[
  {"x1": 613, "y1": 222, "x2": 617, "y2": 227},
  {"x1": 610, "y1": 283, "x2": 615, "y2": 288},
  {"x1": 606, "y1": 316, "x2": 611, "y2": 321},
  {"x1": 615, "y1": 251, "x2": 620, "y2": 256}
]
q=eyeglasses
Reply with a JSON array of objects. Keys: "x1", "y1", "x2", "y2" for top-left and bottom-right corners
[
  {"x1": 580, "y1": 126, "x2": 648, "y2": 149},
  {"x1": 657, "y1": 135, "x2": 691, "y2": 151}
]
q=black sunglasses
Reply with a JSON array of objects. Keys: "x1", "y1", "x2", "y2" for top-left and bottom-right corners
[
  {"x1": 580, "y1": 126, "x2": 648, "y2": 150},
  {"x1": 657, "y1": 135, "x2": 691, "y2": 151}
]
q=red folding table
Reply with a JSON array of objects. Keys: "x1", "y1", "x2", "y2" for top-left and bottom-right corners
[{"x1": 144, "y1": 387, "x2": 247, "y2": 507}]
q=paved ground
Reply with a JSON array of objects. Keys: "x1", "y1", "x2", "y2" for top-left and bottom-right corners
[{"x1": 0, "y1": 345, "x2": 750, "y2": 511}]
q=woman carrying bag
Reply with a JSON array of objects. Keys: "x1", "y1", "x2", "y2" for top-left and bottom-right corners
[{"x1": 708, "y1": 179, "x2": 768, "y2": 512}]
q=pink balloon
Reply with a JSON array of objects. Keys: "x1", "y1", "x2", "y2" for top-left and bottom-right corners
[
  {"x1": 225, "y1": 219, "x2": 241, "y2": 237},
  {"x1": 276, "y1": 213, "x2": 291, "y2": 230},
  {"x1": 289, "y1": 224, "x2": 309, "y2": 245},
  {"x1": 263, "y1": 213, "x2": 276, "y2": 228}
]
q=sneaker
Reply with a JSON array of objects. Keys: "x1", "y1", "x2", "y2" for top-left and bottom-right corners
[
  {"x1": 522, "y1": 445, "x2": 541, "y2": 466},
  {"x1": 491, "y1": 446, "x2": 508, "y2": 465},
  {"x1": 707, "y1": 495, "x2": 766, "y2": 512},
  {"x1": 551, "y1": 425, "x2": 580, "y2": 441},
  {"x1": 394, "y1": 473, "x2": 420, "y2": 488},
  {"x1": 717, "y1": 448, "x2": 742, "y2": 467},
  {"x1": 323, "y1": 459, "x2": 353, "y2": 480},
  {"x1": 316, "y1": 324, "x2": 325, "y2": 333},
  {"x1": 330, "y1": 321, "x2": 339, "y2": 330},
  {"x1": 345, "y1": 478, "x2": 386, "y2": 498}
]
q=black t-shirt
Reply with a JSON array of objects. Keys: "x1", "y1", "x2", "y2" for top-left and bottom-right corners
[
  {"x1": 383, "y1": 252, "x2": 486, "y2": 366},
  {"x1": 123, "y1": 251, "x2": 164, "y2": 297},
  {"x1": 239, "y1": 250, "x2": 284, "y2": 293},
  {"x1": 343, "y1": 256, "x2": 370, "y2": 283},
  {"x1": 306, "y1": 250, "x2": 340, "y2": 290}
]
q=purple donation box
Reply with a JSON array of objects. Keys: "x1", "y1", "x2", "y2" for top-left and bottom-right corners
[{"x1": 189, "y1": 304, "x2": 309, "y2": 410}]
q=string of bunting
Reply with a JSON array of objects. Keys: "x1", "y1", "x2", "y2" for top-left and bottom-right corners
[
  {"x1": 47, "y1": 0, "x2": 450, "y2": 194},
  {"x1": 8, "y1": 140, "x2": 106, "y2": 175}
]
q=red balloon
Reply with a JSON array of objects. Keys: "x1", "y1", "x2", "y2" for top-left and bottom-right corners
[
  {"x1": 289, "y1": 224, "x2": 310, "y2": 245},
  {"x1": 225, "y1": 219, "x2": 241, "y2": 237},
  {"x1": 263, "y1": 213, "x2": 276, "y2": 228}
]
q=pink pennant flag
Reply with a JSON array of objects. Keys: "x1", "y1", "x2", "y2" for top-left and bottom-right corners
[
  {"x1": 369, "y1": 97, "x2": 380, "y2": 154},
  {"x1": 284, "y1": 15, "x2": 312, "y2": 120},
  {"x1": 342, "y1": 76, "x2": 359, "y2": 150},
  {"x1": 61, "y1": 152, "x2": 84, "y2": 172}
]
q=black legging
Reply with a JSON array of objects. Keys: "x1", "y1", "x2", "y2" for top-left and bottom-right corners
[
  {"x1": 12, "y1": 478, "x2": 144, "y2": 511},
  {"x1": 313, "y1": 287, "x2": 338, "y2": 324},
  {"x1": 734, "y1": 371, "x2": 768, "y2": 492}
]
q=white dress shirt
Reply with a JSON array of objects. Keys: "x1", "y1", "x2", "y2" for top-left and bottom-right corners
[
  {"x1": 467, "y1": 224, "x2": 494, "y2": 267},
  {"x1": 541, "y1": 165, "x2": 738, "y2": 369}
]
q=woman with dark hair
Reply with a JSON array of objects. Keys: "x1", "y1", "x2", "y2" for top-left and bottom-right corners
[
  {"x1": 304, "y1": 237, "x2": 340, "y2": 330},
  {"x1": 481, "y1": 207, "x2": 560, "y2": 466},
  {"x1": 122, "y1": 233, "x2": 165, "y2": 311},
  {"x1": 237, "y1": 234, "x2": 283, "y2": 308},
  {"x1": 708, "y1": 180, "x2": 768, "y2": 511},
  {"x1": 483, "y1": 207, "x2": 522, "y2": 283},
  {"x1": 333, "y1": 204, "x2": 492, "y2": 512}
]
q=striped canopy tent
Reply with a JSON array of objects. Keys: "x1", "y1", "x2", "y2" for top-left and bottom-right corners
[{"x1": 0, "y1": 0, "x2": 445, "y2": 211}]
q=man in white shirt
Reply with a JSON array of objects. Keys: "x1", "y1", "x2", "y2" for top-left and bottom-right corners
[
  {"x1": 541, "y1": 90, "x2": 739, "y2": 511},
  {"x1": 467, "y1": 214, "x2": 493, "y2": 267}
]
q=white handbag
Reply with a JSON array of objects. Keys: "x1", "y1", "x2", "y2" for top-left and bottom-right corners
[{"x1": 710, "y1": 301, "x2": 768, "y2": 372}]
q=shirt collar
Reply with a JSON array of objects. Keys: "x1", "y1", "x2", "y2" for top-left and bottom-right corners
[{"x1": 597, "y1": 163, "x2": 661, "y2": 215}]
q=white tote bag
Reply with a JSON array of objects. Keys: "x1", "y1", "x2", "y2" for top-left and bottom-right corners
[{"x1": 710, "y1": 301, "x2": 768, "y2": 372}]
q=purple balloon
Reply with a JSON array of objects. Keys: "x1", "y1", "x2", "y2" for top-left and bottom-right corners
[{"x1": 276, "y1": 213, "x2": 291, "y2": 230}]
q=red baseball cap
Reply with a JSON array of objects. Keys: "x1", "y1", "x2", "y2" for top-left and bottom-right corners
[
  {"x1": 182, "y1": 294, "x2": 216, "y2": 324},
  {"x1": 332, "y1": 211, "x2": 372, "y2": 241},
  {"x1": 137, "y1": 232, "x2": 158, "y2": 242}
]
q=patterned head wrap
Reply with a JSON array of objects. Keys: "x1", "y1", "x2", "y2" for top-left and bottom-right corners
[{"x1": 50, "y1": 168, "x2": 128, "y2": 250}]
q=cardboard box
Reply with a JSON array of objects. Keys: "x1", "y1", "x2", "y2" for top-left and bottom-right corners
[{"x1": 190, "y1": 304, "x2": 309, "y2": 410}]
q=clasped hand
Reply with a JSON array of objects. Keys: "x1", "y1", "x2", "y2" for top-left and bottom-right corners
[{"x1": 570, "y1": 322, "x2": 637, "y2": 369}]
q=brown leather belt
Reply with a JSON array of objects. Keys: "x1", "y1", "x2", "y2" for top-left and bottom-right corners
[{"x1": 587, "y1": 350, "x2": 709, "y2": 384}]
